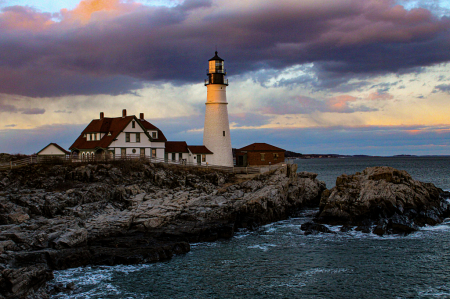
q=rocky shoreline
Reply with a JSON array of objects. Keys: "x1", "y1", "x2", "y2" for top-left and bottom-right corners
[
  {"x1": 0, "y1": 162, "x2": 325, "y2": 298},
  {"x1": 310, "y1": 166, "x2": 450, "y2": 235}
]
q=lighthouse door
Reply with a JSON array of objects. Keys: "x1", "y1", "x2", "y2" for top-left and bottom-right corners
[{"x1": 196, "y1": 154, "x2": 201, "y2": 165}]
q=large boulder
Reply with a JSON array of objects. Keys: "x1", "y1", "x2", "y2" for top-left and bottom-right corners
[{"x1": 316, "y1": 166, "x2": 450, "y2": 234}]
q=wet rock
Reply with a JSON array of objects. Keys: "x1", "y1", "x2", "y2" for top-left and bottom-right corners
[
  {"x1": 316, "y1": 166, "x2": 449, "y2": 234},
  {"x1": 389, "y1": 214, "x2": 419, "y2": 234},
  {"x1": 301, "y1": 222, "x2": 334, "y2": 235},
  {"x1": 355, "y1": 226, "x2": 372, "y2": 233},
  {"x1": 373, "y1": 220, "x2": 389, "y2": 236},
  {"x1": 339, "y1": 225, "x2": 352, "y2": 233}
]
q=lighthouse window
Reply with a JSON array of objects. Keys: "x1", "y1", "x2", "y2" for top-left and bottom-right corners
[{"x1": 223, "y1": 131, "x2": 225, "y2": 136}]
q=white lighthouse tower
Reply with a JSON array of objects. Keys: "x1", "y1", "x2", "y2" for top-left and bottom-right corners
[{"x1": 203, "y1": 51, "x2": 233, "y2": 167}]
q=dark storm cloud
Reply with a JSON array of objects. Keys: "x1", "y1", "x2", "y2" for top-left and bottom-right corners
[
  {"x1": 434, "y1": 83, "x2": 450, "y2": 93},
  {"x1": 0, "y1": 0, "x2": 450, "y2": 97},
  {"x1": 21, "y1": 108, "x2": 45, "y2": 114},
  {"x1": 0, "y1": 99, "x2": 45, "y2": 114}
]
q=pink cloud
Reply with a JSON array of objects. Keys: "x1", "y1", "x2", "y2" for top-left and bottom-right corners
[
  {"x1": 0, "y1": 6, "x2": 54, "y2": 31},
  {"x1": 60, "y1": 0, "x2": 141, "y2": 24},
  {"x1": 367, "y1": 91, "x2": 394, "y2": 100},
  {"x1": 260, "y1": 94, "x2": 376, "y2": 114}
]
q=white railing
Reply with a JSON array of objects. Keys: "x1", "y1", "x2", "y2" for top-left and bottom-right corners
[{"x1": 0, "y1": 156, "x2": 36, "y2": 171}]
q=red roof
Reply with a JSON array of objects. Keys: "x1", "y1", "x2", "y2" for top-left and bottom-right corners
[
  {"x1": 140, "y1": 120, "x2": 167, "y2": 142},
  {"x1": 188, "y1": 145, "x2": 213, "y2": 154},
  {"x1": 238, "y1": 143, "x2": 285, "y2": 152},
  {"x1": 37, "y1": 143, "x2": 70, "y2": 155},
  {"x1": 165, "y1": 141, "x2": 189, "y2": 153},
  {"x1": 69, "y1": 116, "x2": 167, "y2": 150}
]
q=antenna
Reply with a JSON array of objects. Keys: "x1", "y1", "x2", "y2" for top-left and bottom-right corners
[{"x1": 215, "y1": 45, "x2": 217, "y2": 52}]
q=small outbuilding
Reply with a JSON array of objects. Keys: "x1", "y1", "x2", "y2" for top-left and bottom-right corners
[
  {"x1": 235, "y1": 143, "x2": 285, "y2": 166},
  {"x1": 165, "y1": 141, "x2": 190, "y2": 163},
  {"x1": 36, "y1": 143, "x2": 70, "y2": 162}
]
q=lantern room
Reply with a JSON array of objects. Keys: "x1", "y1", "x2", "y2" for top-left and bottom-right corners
[{"x1": 205, "y1": 51, "x2": 228, "y2": 86}]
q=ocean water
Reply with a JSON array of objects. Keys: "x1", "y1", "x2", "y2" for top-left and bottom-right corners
[{"x1": 52, "y1": 157, "x2": 450, "y2": 299}]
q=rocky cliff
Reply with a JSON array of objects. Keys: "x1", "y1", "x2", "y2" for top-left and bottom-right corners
[
  {"x1": 315, "y1": 166, "x2": 450, "y2": 235},
  {"x1": 0, "y1": 161, "x2": 325, "y2": 298}
]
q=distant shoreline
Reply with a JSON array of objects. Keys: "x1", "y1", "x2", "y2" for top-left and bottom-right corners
[{"x1": 287, "y1": 154, "x2": 450, "y2": 159}]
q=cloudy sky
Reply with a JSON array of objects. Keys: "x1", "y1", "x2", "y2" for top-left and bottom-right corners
[{"x1": 0, "y1": 0, "x2": 450, "y2": 155}]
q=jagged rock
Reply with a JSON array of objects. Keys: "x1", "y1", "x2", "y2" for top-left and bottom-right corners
[
  {"x1": 340, "y1": 225, "x2": 352, "y2": 233},
  {"x1": 316, "y1": 166, "x2": 449, "y2": 234},
  {"x1": 52, "y1": 229, "x2": 88, "y2": 249},
  {"x1": 0, "y1": 162, "x2": 326, "y2": 298},
  {"x1": 0, "y1": 265, "x2": 53, "y2": 299},
  {"x1": 373, "y1": 219, "x2": 389, "y2": 236},
  {"x1": 301, "y1": 222, "x2": 334, "y2": 235}
]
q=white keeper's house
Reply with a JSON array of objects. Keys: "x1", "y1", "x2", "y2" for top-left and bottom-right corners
[
  {"x1": 69, "y1": 51, "x2": 233, "y2": 167},
  {"x1": 69, "y1": 110, "x2": 167, "y2": 161}
]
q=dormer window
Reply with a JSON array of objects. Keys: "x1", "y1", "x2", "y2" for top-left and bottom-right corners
[
  {"x1": 108, "y1": 132, "x2": 112, "y2": 136},
  {"x1": 152, "y1": 132, "x2": 157, "y2": 139},
  {"x1": 83, "y1": 134, "x2": 86, "y2": 138}
]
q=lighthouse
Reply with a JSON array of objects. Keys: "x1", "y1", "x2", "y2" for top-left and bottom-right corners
[{"x1": 203, "y1": 51, "x2": 233, "y2": 167}]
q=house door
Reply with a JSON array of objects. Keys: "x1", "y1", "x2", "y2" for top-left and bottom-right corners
[
  {"x1": 121, "y1": 148, "x2": 126, "y2": 158},
  {"x1": 140, "y1": 148, "x2": 145, "y2": 157},
  {"x1": 197, "y1": 154, "x2": 201, "y2": 165},
  {"x1": 238, "y1": 156, "x2": 244, "y2": 166}
]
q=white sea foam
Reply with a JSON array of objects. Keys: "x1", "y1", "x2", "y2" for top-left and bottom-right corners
[
  {"x1": 418, "y1": 285, "x2": 450, "y2": 298},
  {"x1": 295, "y1": 268, "x2": 351, "y2": 277},
  {"x1": 247, "y1": 244, "x2": 277, "y2": 251},
  {"x1": 234, "y1": 233, "x2": 250, "y2": 239}
]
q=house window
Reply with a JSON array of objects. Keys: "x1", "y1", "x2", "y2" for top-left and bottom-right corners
[
  {"x1": 151, "y1": 149, "x2": 156, "y2": 158},
  {"x1": 136, "y1": 133, "x2": 140, "y2": 143},
  {"x1": 172, "y1": 153, "x2": 176, "y2": 160},
  {"x1": 273, "y1": 153, "x2": 279, "y2": 161},
  {"x1": 152, "y1": 132, "x2": 157, "y2": 139},
  {"x1": 132, "y1": 149, "x2": 136, "y2": 154},
  {"x1": 223, "y1": 131, "x2": 225, "y2": 136},
  {"x1": 93, "y1": 133, "x2": 97, "y2": 141},
  {"x1": 126, "y1": 133, "x2": 130, "y2": 142},
  {"x1": 202, "y1": 154, "x2": 206, "y2": 162},
  {"x1": 179, "y1": 153, "x2": 182, "y2": 160},
  {"x1": 132, "y1": 121, "x2": 135, "y2": 128},
  {"x1": 261, "y1": 153, "x2": 265, "y2": 161}
]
